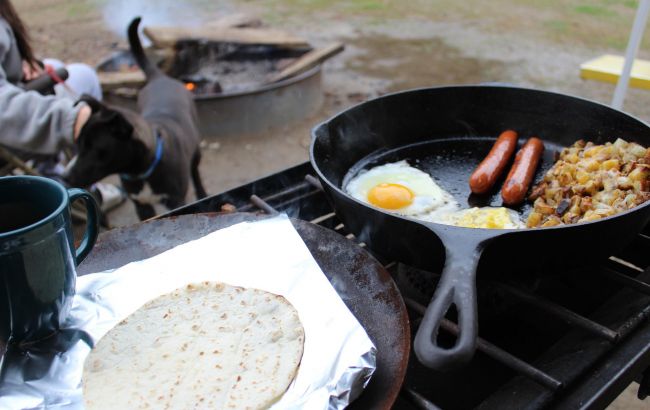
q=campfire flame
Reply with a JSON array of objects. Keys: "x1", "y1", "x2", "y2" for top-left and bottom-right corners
[{"x1": 185, "y1": 82, "x2": 196, "y2": 91}]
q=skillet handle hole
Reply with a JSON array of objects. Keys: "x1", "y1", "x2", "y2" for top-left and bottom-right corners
[{"x1": 435, "y1": 303, "x2": 459, "y2": 349}]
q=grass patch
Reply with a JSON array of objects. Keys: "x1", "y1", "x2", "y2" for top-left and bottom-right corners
[
  {"x1": 601, "y1": 0, "x2": 638, "y2": 8},
  {"x1": 544, "y1": 19, "x2": 569, "y2": 33},
  {"x1": 574, "y1": 4, "x2": 617, "y2": 18},
  {"x1": 622, "y1": 0, "x2": 639, "y2": 8},
  {"x1": 344, "y1": 1, "x2": 387, "y2": 11},
  {"x1": 273, "y1": 0, "x2": 332, "y2": 12},
  {"x1": 606, "y1": 36, "x2": 628, "y2": 50},
  {"x1": 66, "y1": 2, "x2": 94, "y2": 18}
]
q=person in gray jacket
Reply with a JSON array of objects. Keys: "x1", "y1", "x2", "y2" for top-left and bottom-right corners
[
  {"x1": 0, "y1": 0, "x2": 92, "y2": 156},
  {"x1": 1, "y1": 0, "x2": 125, "y2": 212}
]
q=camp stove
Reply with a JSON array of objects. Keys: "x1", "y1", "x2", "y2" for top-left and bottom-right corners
[{"x1": 163, "y1": 162, "x2": 650, "y2": 409}]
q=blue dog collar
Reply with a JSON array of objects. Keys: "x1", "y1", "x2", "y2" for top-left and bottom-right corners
[{"x1": 121, "y1": 132, "x2": 164, "y2": 181}]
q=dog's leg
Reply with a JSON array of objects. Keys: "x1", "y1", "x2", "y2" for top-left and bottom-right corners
[
  {"x1": 191, "y1": 149, "x2": 207, "y2": 199},
  {"x1": 162, "y1": 195, "x2": 185, "y2": 211},
  {"x1": 121, "y1": 178, "x2": 156, "y2": 221},
  {"x1": 132, "y1": 200, "x2": 156, "y2": 221}
]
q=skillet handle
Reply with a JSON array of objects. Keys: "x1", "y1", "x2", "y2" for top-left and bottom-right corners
[{"x1": 414, "y1": 230, "x2": 487, "y2": 370}]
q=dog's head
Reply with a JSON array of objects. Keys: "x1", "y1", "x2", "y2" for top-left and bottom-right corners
[{"x1": 65, "y1": 95, "x2": 146, "y2": 187}]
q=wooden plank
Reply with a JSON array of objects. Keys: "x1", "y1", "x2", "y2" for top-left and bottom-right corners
[
  {"x1": 143, "y1": 26, "x2": 309, "y2": 49},
  {"x1": 0, "y1": 145, "x2": 39, "y2": 176},
  {"x1": 580, "y1": 54, "x2": 650, "y2": 90},
  {"x1": 98, "y1": 71, "x2": 146, "y2": 91},
  {"x1": 267, "y1": 42, "x2": 344, "y2": 83}
]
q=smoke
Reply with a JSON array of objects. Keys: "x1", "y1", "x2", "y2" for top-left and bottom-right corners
[{"x1": 102, "y1": 0, "x2": 207, "y2": 41}]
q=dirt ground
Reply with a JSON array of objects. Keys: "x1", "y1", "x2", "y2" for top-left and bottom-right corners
[{"x1": 14, "y1": 1, "x2": 650, "y2": 407}]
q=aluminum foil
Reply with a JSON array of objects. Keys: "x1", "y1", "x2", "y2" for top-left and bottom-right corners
[{"x1": 0, "y1": 215, "x2": 376, "y2": 409}]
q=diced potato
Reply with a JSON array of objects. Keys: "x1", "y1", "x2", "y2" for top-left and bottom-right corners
[
  {"x1": 558, "y1": 171, "x2": 574, "y2": 186},
  {"x1": 565, "y1": 153, "x2": 579, "y2": 164},
  {"x1": 602, "y1": 177, "x2": 617, "y2": 193},
  {"x1": 581, "y1": 212, "x2": 602, "y2": 222},
  {"x1": 535, "y1": 200, "x2": 555, "y2": 215},
  {"x1": 579, "y1": 196, "x2": 592, "y2": 212},
  {"x1": 616, "y1": 176, "x2": 632, "y2": 189},
  {"x1": 527, "y1": 212, "x2": 542, "y2": 227},
  {"x1": 594, "y1": 145, "x2": 613, "y2": 161},
  {"x1": 629, "y1": 167, "x2": 647, "y2": 181},
  {"x1": 541, "y1": 217, "x2": 561, "y2": 227},
  {"x1": 527, "y1": 138, "x2": 649, "y2": 228},
  {"x1": 601, "y1": 159, "x2": 620, "y2": 171},
  {"x1": 595, "y1": 208, "x2": 614, "y2": 217},
  {"x1": 545, "y1": 187, "x2": 560, "y2": 201},
  {"x1": 583, "y1": 159, "x2": 600, "y2": 171},
  {"x1": 584, "y1": 146, "x2": 601, "y2": 158},
  {"x1": 576, "y1": 170, "x2": 590, "y2": 184},
  {"x1": 629, "y1": 143, "x2": 646, "y2": 158},
  {"x1": 562, "y1": 211, "x2": 576, "y2": 224},
  {"x1": 585, "y1": 180, "x2": 599, "y2": 195}
]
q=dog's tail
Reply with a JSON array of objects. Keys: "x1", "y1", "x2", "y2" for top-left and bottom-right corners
[{"x1": 128, "y1": 17, "x2": 159, "y2": 79}]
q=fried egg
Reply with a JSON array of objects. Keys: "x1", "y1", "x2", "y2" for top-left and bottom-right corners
[
  {"x1": 345, "y1": 161, "x2": 458, "y2": 216},
  {"x1": 437, "y1": 207, "x2": 524, "y2": 229}
]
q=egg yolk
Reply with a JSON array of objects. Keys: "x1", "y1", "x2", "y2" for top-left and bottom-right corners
[{"x1": 367, "y1": 183, "x2": 414, "y2": 209}]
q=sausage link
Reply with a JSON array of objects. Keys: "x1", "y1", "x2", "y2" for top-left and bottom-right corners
[
  {"x1": 469, "y1": 130, "x2": 518, "y2": 194},
  {"x1": 501, "y1": 137, "x2": 545, "y2": 206}
]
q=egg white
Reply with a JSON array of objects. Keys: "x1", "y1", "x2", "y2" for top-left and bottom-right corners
[{"x1": 345, "y1": 161, "x2": 458, "y2": 216}]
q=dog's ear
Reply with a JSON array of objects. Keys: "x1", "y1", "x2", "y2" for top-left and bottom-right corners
[
  {"x1": 77, "y1": 94, "x2": 103, "y2": 113},
  {"x1": 105, "y1": 110, "x2": 135, "y2": 140}
]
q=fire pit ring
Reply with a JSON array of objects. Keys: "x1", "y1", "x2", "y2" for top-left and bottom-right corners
[{"x1": 97, "y1": 48, "x2": 324, "y2": 139}]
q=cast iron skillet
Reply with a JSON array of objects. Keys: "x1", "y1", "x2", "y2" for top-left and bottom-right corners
[{"x1": 310, "y1": 85, "x2": 650, "y2": 371}]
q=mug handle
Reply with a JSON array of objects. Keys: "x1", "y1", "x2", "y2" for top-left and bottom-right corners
[{"x1": 67, "y1": 188, "x2": 100, "y2": 265}]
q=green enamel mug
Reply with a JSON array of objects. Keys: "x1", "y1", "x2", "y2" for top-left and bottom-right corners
[{"x1": 0, "y1": 176, "x2": 99, "y2": 345}]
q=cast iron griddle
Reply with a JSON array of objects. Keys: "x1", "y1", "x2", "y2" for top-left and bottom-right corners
[{"x1": 78, "y1": 212, "x2": 410, "y2": 409}]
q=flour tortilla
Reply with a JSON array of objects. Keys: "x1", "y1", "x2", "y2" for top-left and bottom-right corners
[{"x1": 82, "y1": 281, "x2": 305, "y2": 410}]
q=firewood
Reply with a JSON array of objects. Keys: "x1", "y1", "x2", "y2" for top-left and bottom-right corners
[
  {"x1": 143, "y1": 26, "x2": 309, "y2": 49},
  {"x1": 98, "y1": 71, "x2": 146, "y2": 91},
  {"x1": 267, "y1": 42, "x2": 344, "y2": 83}
]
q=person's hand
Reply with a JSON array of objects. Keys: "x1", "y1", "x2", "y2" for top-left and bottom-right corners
[
  {"x1": 21, "y1": 60, "x2": 43, "y2": 82},
  {"x1": 74, "y1": 104, "x2": 92, "y2": 140}
]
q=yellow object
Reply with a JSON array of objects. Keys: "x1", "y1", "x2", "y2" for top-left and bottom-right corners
[
  {"x1": 580, "y1": 54, "x2": 650, "y2": 90},
  {"x1": 368, "y1": 183, "x2": 414, "y2": 210},
  {"x1": 601, "y1": 159, "x2": 620, "y2": 171},
  {"x1": 450, "y1": 207, "x2": 521, "y2": 229}
]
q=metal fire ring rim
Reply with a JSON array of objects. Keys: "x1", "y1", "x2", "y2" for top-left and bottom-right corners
[
  {"x1": 100, "y1": 60, "x2": 321, "y2": 101},
  {"x1": 193, "y1": 64, "x2": 321, "y2": 100}
]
